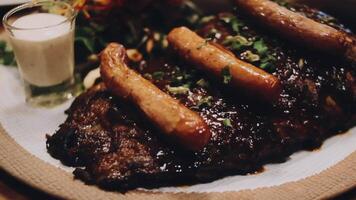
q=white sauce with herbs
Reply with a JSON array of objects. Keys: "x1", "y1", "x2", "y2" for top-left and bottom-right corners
[{"x1": 10, "y1": 13, "x2": 74, "y2": 87}]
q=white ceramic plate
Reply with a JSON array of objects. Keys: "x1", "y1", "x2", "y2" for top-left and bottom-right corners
[
  {"x1": 0, "y1": 66, "x2": 355, "y2": 193},
  {"x1": 0, "y1": 0, "x2": 30, "y2": 6}
]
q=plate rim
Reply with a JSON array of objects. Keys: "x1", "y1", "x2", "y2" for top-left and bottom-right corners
[{"x1": 0, "y1": 123, "x2": 355, "y2": 200}]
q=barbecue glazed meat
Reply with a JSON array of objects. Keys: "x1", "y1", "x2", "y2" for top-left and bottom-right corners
[{"x1": 47, "y1": 2, "x2": 356, "y2": 191}]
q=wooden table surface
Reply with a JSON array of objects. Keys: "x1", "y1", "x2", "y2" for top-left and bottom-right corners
[{"x1": 0, "y1": 3, "x2": 355, "y2": 200}]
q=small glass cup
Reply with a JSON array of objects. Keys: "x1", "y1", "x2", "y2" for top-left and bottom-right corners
[{"x1": 3, "y1": 1, "x2": 79, "y2": 107}]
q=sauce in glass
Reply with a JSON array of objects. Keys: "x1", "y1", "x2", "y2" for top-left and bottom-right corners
[{"x1": 10, "y1": 13, "x2": 74, "y2": 87}]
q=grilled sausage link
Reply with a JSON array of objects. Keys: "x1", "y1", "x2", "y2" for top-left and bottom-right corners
[
  {"x1": 167, "y1": 26, "x2": 281, "y2": 102},
  {"x1": 235, "y1": 0, "x2": 356, "y2": 62},
  {"x1": 100, "y1": 43, "x2": 211, "y2": 151}
]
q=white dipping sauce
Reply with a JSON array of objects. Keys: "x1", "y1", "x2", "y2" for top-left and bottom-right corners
[{"x1": 10, "y1": 13, "x2": 74, "y2": 87}]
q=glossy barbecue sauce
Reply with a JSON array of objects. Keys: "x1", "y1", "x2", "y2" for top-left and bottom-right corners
[{"x1": 47, "y1": 3, "x2": 356, "y2": 190}]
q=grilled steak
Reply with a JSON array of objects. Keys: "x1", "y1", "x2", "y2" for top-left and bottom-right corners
[{"x1": 47, "y1": 2, "x2": 356, "y2": 190}]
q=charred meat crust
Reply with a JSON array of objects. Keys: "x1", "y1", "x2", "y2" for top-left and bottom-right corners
[{"x1": 47, "y1": 4, "x2": 356, "y2": 191}]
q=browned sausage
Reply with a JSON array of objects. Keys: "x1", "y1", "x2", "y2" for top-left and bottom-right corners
[
  {"x1": 235, "y1": 0, "x2": 356, "y2": 62},
  {"x1": 167, "y1": 27, "x2": 281, "y2": 102},
  {"x1": 100, "y1": 43, "x2": 211, "y2": 151}
]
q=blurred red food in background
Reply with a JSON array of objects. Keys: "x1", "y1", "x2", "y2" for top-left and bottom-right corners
[{"x1": 74, "y1": 0, "x2": 185, "y2": 13}]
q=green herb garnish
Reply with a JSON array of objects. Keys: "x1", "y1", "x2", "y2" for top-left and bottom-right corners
[
  {"x1": 196, "y1": 78, "x2": 209, "y2": 88},
  {"x1": 175, "y1": 76, "x2": 184, "y2": 81},
  {"x1": 196, "y1": 96, "x2": 213, "y2": 108},
  {"x1": 75, "y1": 24, "x2": 105, "y2": 54},
  {"x1": 253, "y1": 39, "x2": 268, "y2": 55},
  {"x1": 224, "y1": 35, "x2": 252, "y2": 46},
  {"x1": 223, "y1": 118, "x2": 233, "y2": 127},
  {"x1": 166, "y1": 85, "x2": 190, "y2": 95},
  {"x1": 143, "y1": 73, "x2": 153, "y2": 80},
  {"x1": 199, "y1": 15, "x2": 215, "y2": 24},
  {"x1": 0, "y1": 41, "x2": 16, "y2": 66},
  {"x1": 152, "y1": 71, "x2": 165, "y2": 80},
  {"x1": 75, "y1": 36, "x2": 95, "y2": 53},
  {"x1": 242, "y1": 50, "x2": 260, "y2": 62},
  {"x1": 223, "y1": 35, "x2": 253, "y2": 51},
  {"x1": 259, "y1": 62, "x2": 271, "y2": 70},
  {"x1": 221, "y1": 66, "x2": 232, "y2": 84},
  {"x1": 252, "y1": 39, "x2": 276, "y2": 71},
  {"x1": 220, "y1": 15, "x2": 244, "y2": 33},
  {"x1": 259, "y1": 54, "x2": 276, "y2": 70},
  {"x1": 171, "y1": 75, "x2": 184, "y2": 85}
]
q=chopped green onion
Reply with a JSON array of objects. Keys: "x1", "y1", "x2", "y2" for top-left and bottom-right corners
[
  {"x1": 259, "y1": 62, "x2": 271, "y2": 69},
  {"x1": 200, "y1": 15, "x2": 215, "y2": 24},
  {"x1": 196, "y1": 79, "x2": 209, "y2": 87},
  {"x1": 143, "y1": 73, "x2": 153, "y2": 80},
  {"x1": 221, "y1": 66, "x2": 232, "y2": 84},
  {"x1": 253, "y1": 39, "x2": 268, "y2": 55},
  {"x1": 196, "y1": 96, "x2": 213, "y2": 107},
  {"x1": 223, "y1": 118, "x2": 233, "y2": 127},
  {"x1": 166, "y1": 85, "x2": 190, "y2": 95},
  {"x1": 152, "y1": 71, "x2": 165, "y2": 80},
  {"x1": 171, "y1": 75, "x2": 184, "y2": 85},
  {"x1": 176, "y1": 76, "x2": 184, "y2": 81},
  {"x1": 223, "y1": 35, "x2": 252, "y2": 46},
  {"x1": 220, "y1": 16, "x2": 243, "y2": 33},
  {"x1": 241, "y1": 50, "x2": 260, "y2": 62},
  {"x1": 223, "y1": 35, "x2": 253, "y2": 51},
  {"x1": 259, "y1": 54, "x2": 276, "y2": 70}
]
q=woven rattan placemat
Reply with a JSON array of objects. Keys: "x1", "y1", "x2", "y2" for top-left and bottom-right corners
[{"x1": 0, "y1": 124, "x2": 355, "y2": 200}]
